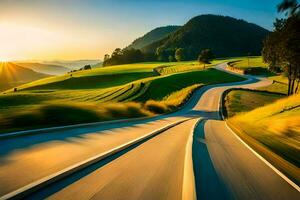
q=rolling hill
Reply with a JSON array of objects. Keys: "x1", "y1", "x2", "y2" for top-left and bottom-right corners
[
  {"x1": 127, "y1": 26, "x2": 181, "y2": 50},
  {"x1": 42, "y1": 60, "x2": 102, "y2": 70},
  {"x1": 15, "y1": 62, "x2": 70, "y2": 75},
  {"x1": 0, "y1": 59, "x2": 244, "y2": 133},
  {"x1": 0, "y1": 62, "x2": 49, "y2": 91},
  {"x1": 142, "y1": 14, "x2": 270, "y2": 58}
]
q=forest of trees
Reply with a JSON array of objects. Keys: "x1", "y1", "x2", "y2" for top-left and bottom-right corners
[
  {"x1": 103, "y1": 48, "x2": 146, "y2": 66},
  {"x1": 103, "y1": 14, "x2": 269, "y2": 66},
  {"x1": 103, "y1": 47, "x2": 188, "y2": 66},
  {"x1": 262, "y1": 0, "x2": 300, "y2": 95},
  {"x1": 142, "y1": 15, "x2": 269, "y2": 58}
]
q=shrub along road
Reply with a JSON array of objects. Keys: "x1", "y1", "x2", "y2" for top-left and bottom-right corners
[{"x1": 0, "y1": 64, "x2": 299, "y2": 200}]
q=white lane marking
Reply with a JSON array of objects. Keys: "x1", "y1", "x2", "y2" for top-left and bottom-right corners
[
  {"x1": 182, "y1": 118, "x2": 201, "y2": 200},
  {"x1": 225, "y1": 122, "x2": 300, "y2": 193}
]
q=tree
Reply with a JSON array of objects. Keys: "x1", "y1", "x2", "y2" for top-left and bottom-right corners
[
  {"x1": 112, "y1": 48, "x2": 122, "y2": 57},
  {"x1": 277, "y1": 0, "x2": 300, "y2": 17},
  {"x1": 83, "y1": 65, "x2": 92, "y2": 70},
  {"x1": 198, "y1": 49, "x2": 214, "y2": 69},
  {"x1": 262, "y1": 0, "x2": 300, "y2": 95},
  {"x1": 262, "y1": 31, "x2": 282, "y2": 72},
  {"x1": 156, "y1": 47, "x2": 167, "y2": 61},
  {"x1": 262, "y1": 16, "x2": 300, "y2": 95},
  {"x1": 168, "y1": 55, "x2": 174, "y2": 62},
  {"x1": 103, "y1": 54, "x2": 110, "y2": 62},
  {"x1": 103, "y1": 48, "x2": 145, "y2": 66},
  {"x1": 273, "y1": 18, "x2": 287, "y2": 31},
  {"x1": 175, "y1": 48, "x2": 185, "y2": 62}
]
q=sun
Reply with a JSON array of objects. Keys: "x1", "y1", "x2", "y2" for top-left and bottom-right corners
[{"x1": 0, "y1": 57, "x2": 11, "y2": 62}]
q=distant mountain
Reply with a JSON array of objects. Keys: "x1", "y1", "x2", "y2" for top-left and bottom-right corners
[
  {"x1": 127, "y1": 26, "x2": 181, "y2": 50},
  {"x1": 15, "y1": 62, "x2": 69, "y2": 75},
  {"x1": 0, "y1": 62, "x2": 49, "y2": 91},
  {"x1": 142, "y1": 15, "x2": 270, "y2": 59},
  {"x1": 41, "y1": 60, "x2": 102, "y2": 70}
]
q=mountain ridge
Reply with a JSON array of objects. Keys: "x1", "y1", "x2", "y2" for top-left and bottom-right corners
[
  {"x1": 127, "y1": 25, "x2": 181, "y2": 50},
  {"x1": 141, "y1": 14, "x2": 270, "y2": 59}
]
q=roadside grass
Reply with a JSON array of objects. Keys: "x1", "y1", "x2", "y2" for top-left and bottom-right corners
[
  {"x1": 258, "y1": 75, "x2": 288, "y2": 95},
  {"x1": 0, "y1": 84, "x2": 202, "y2": 133},
  {"x1": 224, "y1": 89, "x2": 284, "y2": 117},
  {"x1": 0, "y1": 102, "x2": 153, "y2": 134},
  {"x1": 226, "y1": 92, "x2": 300, "y2": 184}
]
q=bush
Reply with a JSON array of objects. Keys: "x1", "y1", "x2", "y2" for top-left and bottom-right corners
[
  {"x1": 102, "y1": 102, "x2": 152, "y2": 118},
  {"x1": 144, "y1": 100, "x2": 170, "y2": 114}
]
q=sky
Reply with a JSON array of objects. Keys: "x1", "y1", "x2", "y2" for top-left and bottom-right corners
[{"x1": 0, "y1": 0, "x2": 282, "y2": 61}]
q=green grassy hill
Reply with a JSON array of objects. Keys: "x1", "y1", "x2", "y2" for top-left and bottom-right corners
[{"x1": 0, "y1": 59, "x2": 244, "y2": 133}]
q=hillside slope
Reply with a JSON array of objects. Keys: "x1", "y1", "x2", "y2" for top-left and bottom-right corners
[
  {"x1": 127, "y1": 26, "x2": 181, "y2": 50},
  {"x1": 142, "y1": 15, "x2": 269, "y2": 58},
  {"x1": 15, "y1": 62, "x2": 70, "y2": 75},
  {"x1": 228, "y1": 93, "x2": 300, "y2": 182},
  {"x1": 0, "y1": 62, "x2": 49, "y2": 91}
]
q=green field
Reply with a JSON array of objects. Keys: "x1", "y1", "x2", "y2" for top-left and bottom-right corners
[
  {"x1": 224, "y1": 89, "x2": 283, "y2": 117},
  {"x1": 229, "y1": 56, "x2": 268, "y2": 69},
  {"x1": 228, "y1": 56, "x2": 289, "y2": 94},
  {"x1": 137, "y1": 69, "x2": 244, "y2": 102},
  {"x1": 228, "y1": 56, "x2": 275, "y2": 76},
  {"x1": 0, "y1": 59, "x2": 244, "y2": 133}
]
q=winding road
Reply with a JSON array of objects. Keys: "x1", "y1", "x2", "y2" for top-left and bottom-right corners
[{"x1": 0, "y1": 63, "x2": 299, "y2": 200}]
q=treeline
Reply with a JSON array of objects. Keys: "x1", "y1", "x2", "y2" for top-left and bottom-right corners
[
  {"x1": 102, "y1": 47, "x2": 205, "y2": 66},
  {"x1": 262, "y1": 0, "x2": 300, "y2": 95}
]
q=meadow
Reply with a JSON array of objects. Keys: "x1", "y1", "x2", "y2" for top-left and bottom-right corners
[
  {"x1": 228, "y1": 56, "x2": 268, "y2": 69},
  {"x1": 0, "y1": 58, "x2": 243, "y2": 133},
  {"x1": 224, "y1": 89, "x2": 284, "y2": 118},
  {"x1": 228, "y1": 56, "x2": 288, "y2": 94}
]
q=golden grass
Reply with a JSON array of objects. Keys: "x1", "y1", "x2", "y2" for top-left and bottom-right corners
[
  {"x1": 0, "y1": 101, "x2": 153, "y2": 133},
  {"x1": 228, "y1": 93, "x2": 300, "y2": 183},
  {"x1": 163, "y1": 84, "x2": 201, "y2": 107}
]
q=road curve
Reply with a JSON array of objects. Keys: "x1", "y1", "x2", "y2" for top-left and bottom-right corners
[
  {"x1": 45, "y1": 118, "x2": 199, "y2": 200},
  {"x1": 189, "y1": 65, "x2": 299, "y2": 200},
  {"x1": 0, "y1": 63, "x2": 299, "y2": 200}
]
